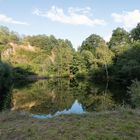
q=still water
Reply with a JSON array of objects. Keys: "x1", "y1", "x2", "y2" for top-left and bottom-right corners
[{"x1": 11, "y1": 78, "x2": 130, "y2": 118}]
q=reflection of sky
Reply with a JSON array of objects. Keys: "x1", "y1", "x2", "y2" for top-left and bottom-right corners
[{"x1": 32, "y1": 100, "x2": 85, "y2": 119}]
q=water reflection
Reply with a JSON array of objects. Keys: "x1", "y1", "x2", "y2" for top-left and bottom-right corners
[
  {"x1": 32, "y1": 100, "x2": 84, "y2": 119},
  {"x1": 12, "y1": 78, "x2": 129, "y2": 117}
]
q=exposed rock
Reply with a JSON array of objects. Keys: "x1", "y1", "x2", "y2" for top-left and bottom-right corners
[
  {"x1": 9, "y1": 42, "x2": 35, "y2": 51},
  {"x1": 49, "y1": 51, "x2": 55, "y2": 64},
  {"x1": 1, "y1": 42, "x2": 35, "y2": 59}
]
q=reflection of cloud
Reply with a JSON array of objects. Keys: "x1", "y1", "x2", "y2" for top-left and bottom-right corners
[
  {"x1": 112, "y1": 10, "x2": 140, "y2": 29},
  {"x1": 33, "y1": 6, "x2": 106, "y2": 26},
  {"x1": 32, "y1": 100, "x2": 85, "y2": 119},
  {"x1": 0, "y1": 14, "x2": 29, "y2": 25}
]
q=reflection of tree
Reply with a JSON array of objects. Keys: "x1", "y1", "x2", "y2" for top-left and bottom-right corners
[
  {"x1": 0, "y1": 60, "x2": 37, "y2": 111},
  {"x1": 12, "y1": 79, "x2": 75, "y2": 114},
  {"x1": 12, "y1": 78, "x2": 127, "y2": 114},
  {"x1": 80, "y1": 93, "x2": 115, "y2": 112},
  {"x1": 108, "y1": 82, "x2": 130, "y2": 105},
  {"x1": 75, "y1": 81, "x2": 116, "y2": 111}
]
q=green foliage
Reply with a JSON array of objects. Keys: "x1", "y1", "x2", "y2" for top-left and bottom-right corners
[
  {"x1": 127, "y1": 80, "x2": 140, "y2": 107},
  {"x1": 2, "y1": 24, "x2": 140, "y2": 113},
  {"x1": 51, "y1": 43, "x2": 74, "y2": 77},
  {"x1": 109, "y1": 27, "x2": 130, "y2": 48},
  {"x1": 131, "y1": 23, "x2": 140, "y2": 41},
  {"x1": 80, "y1": 34, "x2": 106, "y2": 53},
  {"x1": 0, "y1": 26, "x2": 10, "y2": 44},
  {"x1": 79, "y1": 34, "x2": 114, "y2": 79},
  {"x1": 9, "y1": 31, "x2": 20, "y2": 44},
  {"x1": 111, "y1": 44, "x2": 130, "y2": 58},
  {"x1": 91, "y1": 45, "x2": 114, "y2": 79},
  {"x1": 25, "y1": 35, "x2": 69, "y2": 53},
  {"x1": 1, "y1": 24, "x2": 140, "y2": 83},
  {"x1": 70, "y1": 52, "x2": 87, "y2": 76},
  {"x1": 112, "y1": 41, "x2": 140, "y2": 81},
  {"x1": 12, "y1": 66, "x2": 36, "y2": 79},
  {"x1": 0, "y1": 44, "x2": 9, "y2": 52},
  {"x1": 0, "y1": 62, "x2": 12, "y2": 110},
  {"x1": 26, "y1": 35, "x2": 57, "y2": 51},
  {"x1": 0, "y1": 62, "x2": 12, "y2": 90},
  {"x1": 0, "y1": 26, "x2": 20, "y2": 45},
  {"x1": 81, "y1": 50, "x2": 94, "y2": 69},
  {"x1": 94, "y1": 45, "x2": 114, "y2": 65},
  {"x1": 64, "y1": 39, "x2": 73, "y2": 49}
]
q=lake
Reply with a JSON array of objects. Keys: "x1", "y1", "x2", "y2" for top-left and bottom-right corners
[{"x1": 11, "y1": 78, "x2": 130, "y2": 118}]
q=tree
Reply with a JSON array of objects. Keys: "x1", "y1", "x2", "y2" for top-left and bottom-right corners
[
  {"x1": 113, "y1": 41, "x2": 140, "y2": 81},
  {"x1": 25, "y1": 35, "x2": 59, "y2": 53},
  {"x1": 92, "y1": 45, "x2": 114, "y2": 80},
  {"x1": 50, "y1": 40, "x2": 74, "y2": 77},
  {"x1": 64, "y1": 39, "x2": 73, "y2": 49},
  {"x1": 9, "y1": 31, "x2": 20, "y2": 44},
  {"x1": 131, "y1": 23, "x2": 140, "y2": 41},
  {"x1": 108, "y1": 27, "x2": 130, "y2": 48},
  {"x1": 79, "y1": 34, "x2": 114, "y2": 79},
  {"x1": 0, "y1": 26, "x2": 10, "y2": 45},
  {"x1": 80, "y1": 34, "x2": 106, "y2": 53},
  {"x1": 70, "y1": 52, "x2": 87, "y2": 76},
  {"x1": 127, "y1": 80, "x2": 140, "y2": 107},
  {"x1": 81, "y1": 50, "x2": 94, "y2": 69},
  {"x1": 0, "y1": 26, "x2": 20, "y2": 45}
]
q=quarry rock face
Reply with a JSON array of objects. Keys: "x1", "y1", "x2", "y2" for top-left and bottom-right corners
[{"x1": 1, "y1": 42, "x2": 35, "y2": 59}]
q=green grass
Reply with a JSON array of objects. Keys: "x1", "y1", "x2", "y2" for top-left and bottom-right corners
[{"x1": 0, "y1": 109, "x2": 140, "y2": 140}]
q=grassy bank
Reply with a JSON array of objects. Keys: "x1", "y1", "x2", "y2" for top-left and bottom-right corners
[{"x1": 0, "y1": 109, "x2": 140, "y2": 140}]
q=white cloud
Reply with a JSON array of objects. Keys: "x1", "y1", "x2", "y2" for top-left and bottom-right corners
[
  {"x1": 68, "y1": 7, "x2": 92, "y2": 16},
  {"x1": 0, "y1": 14, "x2": 29, "y2": 25},
  {"x1": 112, "y1": 10, "x2": 140, "y2": 29},
  {"x1": 33, "y1": 6, "x2": 106, "y2": 26}
]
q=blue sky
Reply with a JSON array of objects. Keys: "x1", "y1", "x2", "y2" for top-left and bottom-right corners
[{"x1": 0, "y1": 0, "x2": 140, "y2": 49}]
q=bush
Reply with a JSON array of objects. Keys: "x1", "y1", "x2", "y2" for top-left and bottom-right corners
[
  {"x1": 0, "y1": 62, "x2": 12, "y2": 110},
  {"x1": 127, "y1": 80, "x2": 140, "y2": 107},
  {"x1": 76, "y1": 71, "x2": 88, "y2": 79}
]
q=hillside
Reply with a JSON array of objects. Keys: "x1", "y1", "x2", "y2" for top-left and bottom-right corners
[
  {"x1": 0, "y1": 28, "x2": 74, "y2": 77},
  {"x1": 0, "y1": 24, "x2": 140, "y2": 82}
]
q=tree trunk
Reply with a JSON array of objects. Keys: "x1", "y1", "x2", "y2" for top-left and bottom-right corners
[{"x1": 104, "y1": 63, "x2": 109, "y2": 81}]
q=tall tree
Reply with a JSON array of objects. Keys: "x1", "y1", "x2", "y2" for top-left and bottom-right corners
[
  {"x1": 51, "y1": 40, "x2": 74, "y2": 76},
  {"x1": 131, "y1": 23, "x2": 140, "y2": 41},
  {"x1": 9, "y1": 31, "x2": 20, "y2": 44},
  {"x1": 0, "y1": 26, "x2": 10, "y2": 45},
  {"x1": 94, "y1": 45, "x2": 114, "y2": 80},
  {"x1": 108, "y1": 27, "x2": 130, "y2": 48},
  {"x1": 80, "y1": 34, "x2": 106, "y2": 53},
  {"x1": 113, "y1": 41, "x2": 140, "y2": 81}
]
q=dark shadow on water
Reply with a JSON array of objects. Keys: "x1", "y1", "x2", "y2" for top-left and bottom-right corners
[
  {"x1": 0, "y1": 62, "x2": 12, "y2": 111},
  {"x1": 108, "y1": 82, "x2": 131, "y2": 106},
  {"x1": 0, "y1": 62, "x2": 37, "y2": 111}
]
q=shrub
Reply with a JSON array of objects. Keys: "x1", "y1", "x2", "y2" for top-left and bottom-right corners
[
  {"x1": 0, "y1": 62, "x2": 12, "y2": 110},
  {"x1": 127, "y1": 80, "x2": 140, "y2": 107}
]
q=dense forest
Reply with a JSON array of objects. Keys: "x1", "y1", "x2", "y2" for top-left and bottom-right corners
[{"x1": 0, "y1": 23, "x2": 140, "y2": 109}]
